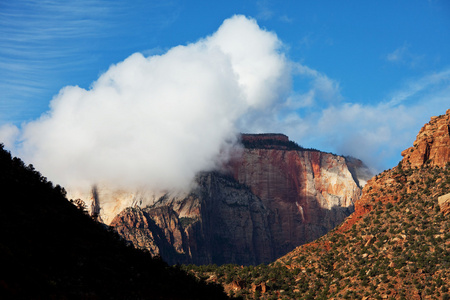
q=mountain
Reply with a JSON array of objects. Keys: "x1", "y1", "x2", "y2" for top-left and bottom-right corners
[
  {"x1": 111, "y1": 134, "x2": 371, "y2": 265},
  {"x1": 185, "y1": 109, "x2": 450, "y2": 299},
  {"x1": 0, "y1": 145, "x2": 229, "y2": 299}
]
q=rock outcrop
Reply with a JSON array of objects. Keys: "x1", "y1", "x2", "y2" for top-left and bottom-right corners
[
  {"x1": 401, "y1": 109, "x2": 450, "y2": 168},
  {"x1": 112, "y1": 206, "x2": 187, "y2": 261},
  {"x1": 438, "y1": 193, "x2": 450, "y2": 215},
  {"x1": 112, "y1": 172, "x2": 273, "y2": 265},
  {"x1": 111, "y1": 134, "x2": 371, "y2": 265}
]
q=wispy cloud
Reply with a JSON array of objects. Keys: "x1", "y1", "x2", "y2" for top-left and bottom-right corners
[
  {"x1": 386, "y1": 45, "x2": 408, "y2": 62},
  {"x1": 239, "y1": 66, "x2": 450, "y2": 172},
  {"x1": 0, "y1": 1, "x2": 181, "y2": 125},
  {"x1": 293, "y1": 63, "x2": 342, "y2": 103},
  {"x1": 0, "y1": 0, "x2": 114, "y2": 123},
  {"x1": 387, "y1": 68, "x2": 450, "y2": 106},
  {"x1": 279, "y1": 15, "x2": 294, "y2": 23},
  {"x1": 256, "y1": 0, "x2": 274, "y2": 20},
  {"x1": 386, "y1": 43, "x2": 424, "y2": 68},
  {"x1": 311, "y1": 75, "x2": 450, "y2": 172}
]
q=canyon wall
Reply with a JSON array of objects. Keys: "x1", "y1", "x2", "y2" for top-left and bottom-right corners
[{"x1": 111, "y1": 134, "x2": 371, "y2": 265}]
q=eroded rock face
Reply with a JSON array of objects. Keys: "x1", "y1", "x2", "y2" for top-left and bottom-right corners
[
  {"x1": 401, "y1": 109, "x2": 450, "y2": 168},
  {"x1": 438, "y1": 193, "x2": 450, "y2": 215},
  {"x1": 229, "y1": 136, "x2": 365, "y2": 258},
  {"x1": 111, "y1": 134, "x2": 370, "y2": 265},
  {"x1": 111, "y1": 206, "x2": 188, "y2": 262},
  {"x1": 112, "y1": 172, "x2": 273, "y2": 265},
  {"x1": 68, "y1": 187, "x2": 164, "y2": 225}
]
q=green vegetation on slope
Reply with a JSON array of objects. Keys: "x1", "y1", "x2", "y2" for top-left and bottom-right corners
[
  {"x1": 0, "y1": 144, "x2": 229, "y2": 300},
  {"x1": 241, "y1": 136, "x2": 306, "y2": 151}
]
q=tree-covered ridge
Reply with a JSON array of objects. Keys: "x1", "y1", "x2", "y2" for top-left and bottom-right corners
[
  {"x1": 183, "y1": 162, "x2": 450, "y2": 300},
  {"x1": 240, "y1": 133, "x2": 319, "y2": 152},
  {"x1": 0, "y1": 144, "x2": 229, "y2": 300}
]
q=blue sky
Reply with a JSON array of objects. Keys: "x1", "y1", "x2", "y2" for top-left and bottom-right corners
[{"x1": 1, "y1": 0, "x2": 450, "y2": 181}]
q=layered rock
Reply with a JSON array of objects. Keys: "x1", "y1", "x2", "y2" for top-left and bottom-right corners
[
  {"x1": 401, "y1": 109, "x2": 450, "y2": 168},
  {"x1": 68, "y1": 187, "x2": 164, "y2": 224},
  {"x1": 229, "y1": 134, "x2": 365, "y2": 258},
  {"x1": 438, "y1": 193, "x2": 450, "y2": 215},
  {"x1": 112, "y1": 206, "x2": 188, "y2": 262},
  {"x1": 112, "y1": 172, "x2": 273, "y2": 265},
  {"x1": 111, "y1": 134, "x2": 370, "y2": 265}
]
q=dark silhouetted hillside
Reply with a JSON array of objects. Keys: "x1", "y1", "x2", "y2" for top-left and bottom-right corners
[{"x1": 0, "y1": 144, "x2": 229, "y2": 300}]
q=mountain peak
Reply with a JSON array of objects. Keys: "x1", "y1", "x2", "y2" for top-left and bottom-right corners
[{"x1": 401, "y1": 109, "x2": 450, "y2": 168}]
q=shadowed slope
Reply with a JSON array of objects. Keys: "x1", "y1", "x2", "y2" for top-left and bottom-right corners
[{"x1": 0, "y1": 144, "x2": 229, "y2": 300}]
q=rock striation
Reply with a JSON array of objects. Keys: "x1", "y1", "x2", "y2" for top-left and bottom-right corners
[
  {"x1": 111, "y1": 134, "x2": 371, "y2": 265},
  {"x1": 401, "y1": 109, "x2": 450, "y2": 168},
  {"x1": 229, "y1": 134, "x2": 367, "y2": 259},
  {"x1": 112, "y1": 172, "x2": 273, "y2": 265},
  {"x1": 438, "y1": 193, "x2": 450, "y2": 215}
]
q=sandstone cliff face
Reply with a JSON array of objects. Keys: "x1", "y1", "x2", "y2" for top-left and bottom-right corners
[
  {"x1": 111, "y1": 134, "x2": 370, "y2": 265},
  {"x1": 112, "y1": 172, "x2": 273, "y2": 265},
  {"x1": 112, "y1": 206, "x2": 188, "y2": 263},
  {"x1": 67, "y1": 187, "x2": 164, "y2": 224},
  {"x1": 438, "y1": 193, "x2": 450, "y2": 215},
  {"x1": 401, "y1": 109, "x2": 450, "y2": 168},
  {"x1": 230, "y1": 136, "x2": 364, "y2": 258}
]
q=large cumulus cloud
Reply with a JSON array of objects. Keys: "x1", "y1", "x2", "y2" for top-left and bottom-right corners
[{"x1": 11, "y1": 15, "x2": 290, "y2": 192}]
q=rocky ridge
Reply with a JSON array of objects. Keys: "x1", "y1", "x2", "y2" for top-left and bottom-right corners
[
  {"x1": 340, "y1": 109, "x2": 450, "y2": 232},
  {"x1": 401, "y1": 110, "x2": 450, "y2": 168}
]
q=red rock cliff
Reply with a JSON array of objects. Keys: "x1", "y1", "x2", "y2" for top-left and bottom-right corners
[
  {"x1": 230, "y1": 135, "x2": 367, "y2": 257},
  {"x1": 401, "y1": 109, "x2": 450, "y2": 168}
]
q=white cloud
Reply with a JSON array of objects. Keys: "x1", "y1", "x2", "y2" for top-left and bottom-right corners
[
  {"x1": 7, "y1": 15, "x2": 289, "y2": 194},
  {"x1": 0, "y1": 124, "x2": 20, "y2": 150},
  {"x1": 237, "y1": 62, "x2": 341, "y2": 138},
  {"x1": 293, "y1": 63, "x2": 342, "y2": 102},
  {"x1": 312, "y1": 103, "x2": 416, "y2": 170}
]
